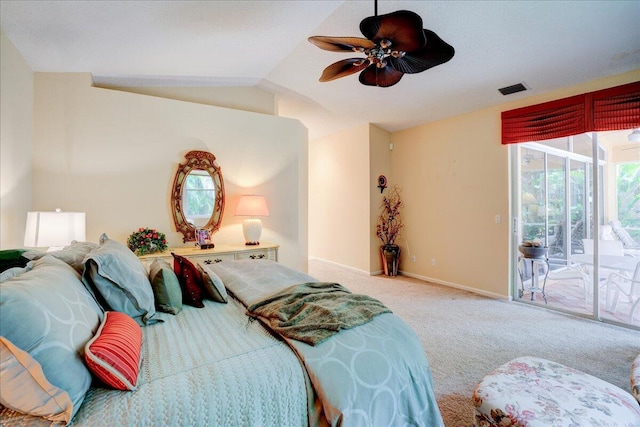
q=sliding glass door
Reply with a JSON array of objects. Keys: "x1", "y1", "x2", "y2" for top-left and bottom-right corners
[
  {"x1": 517, "y1": 139, "x2": 593, "y2": 315},
  {"x1": 512, "y1": 130, "x2": 639, "y2": 329}
]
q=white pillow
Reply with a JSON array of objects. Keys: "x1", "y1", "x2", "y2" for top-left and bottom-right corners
[
  {"x1": 600, "y1": 224, "x2": 615, "y2": 241},
  {"x1": 0, "y1": 337, "x2": 73, "y2": 424}
]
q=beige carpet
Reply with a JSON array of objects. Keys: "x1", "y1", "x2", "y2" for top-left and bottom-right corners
[{"x1": 308, "y1": 259, "x2": 640, "y2": 427}]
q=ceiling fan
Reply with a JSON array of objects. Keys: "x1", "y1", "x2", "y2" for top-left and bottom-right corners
[{"x1": 308, "y1": 1, "x2": 455, "y2": 87}]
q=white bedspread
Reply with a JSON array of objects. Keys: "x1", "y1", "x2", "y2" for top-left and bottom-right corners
[
  {"x1": 1, "y1": 297, "x2": 310, "y2": 427},
  {"x1": 210, "y1": 260, "x2": 444, "y2": 427}
]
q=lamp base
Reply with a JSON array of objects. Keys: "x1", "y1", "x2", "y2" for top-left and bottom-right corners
[
  {"x1": 242, "y1": 218, "x2": 263, "y2": 246},
  {"x1": 245, "y1": 242, "x2": 260, "y2": 246}
]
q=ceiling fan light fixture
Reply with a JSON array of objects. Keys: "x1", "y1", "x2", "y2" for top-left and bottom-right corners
[
  {"x1": 308, "y1": 5, "x2": 454, "y2": 87},
  {"x1": 628, "y1": 128, "x2": 640, "y2": 143}
]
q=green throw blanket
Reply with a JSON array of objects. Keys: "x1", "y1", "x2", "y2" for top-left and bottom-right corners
[{"x1": 246, "y1": 282, "x2": 391, "y2": 346}]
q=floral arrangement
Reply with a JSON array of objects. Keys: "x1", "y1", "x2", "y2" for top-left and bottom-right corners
[
  {"x1": 376, "y1": 185, "x2": 404, "y2": 246},
  {"x1": 127, "y1": 227, "x2": 168, "y2": 256}
]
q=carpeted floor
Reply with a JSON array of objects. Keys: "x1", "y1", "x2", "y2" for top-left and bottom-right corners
[{"x1": 308, "y1": 259, "x2": 640, "y2": 427}]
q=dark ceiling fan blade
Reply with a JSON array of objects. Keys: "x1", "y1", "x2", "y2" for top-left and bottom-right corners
[
  {"x1": 309, "y1": 6, "x2": 454, "y2": 87},
  {"x1": 319, "y1": 58, "x2": 370, "y2": 82},
  {"x1": 359, "y1": 64, "x2": 404, "y2": 87},
  {"x1": 360, "y1": 10, "x2": 426, "y2": 52},
  {"x1": 308, "y1": 36, "x2": 374, "y2": 52},
  {"x1": 388, "y1": 29, "x2": 455, "y2": 74}
]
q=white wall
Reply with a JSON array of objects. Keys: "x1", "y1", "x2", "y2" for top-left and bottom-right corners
[
  {"x1": 308, "y1": 123, "x2": 391, "y2": 274},
  {"x1": 32, "y1": 73, "x2": 308, "y2": 271},
  {"x1": 100, "y1": 85, "x2": 277, "y2": 116},
  {"x1": 309, "y1": 124, "x2": 371, "y2": 272},
  {"x1": 0, "y1": 32, "x2": 33, "y2": 249}
]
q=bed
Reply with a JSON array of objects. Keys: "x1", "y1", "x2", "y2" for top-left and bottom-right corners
[{"x1": 1, "y1": 249, "x2": 443, "y2": 426}]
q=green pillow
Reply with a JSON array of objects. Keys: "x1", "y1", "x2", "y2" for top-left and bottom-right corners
[
  {"x1": 149, "y1": 259, "x2": 183, "y2": 314},
  {"x1": 198, "y1": 263, "x2": 228, "y2": 303}
]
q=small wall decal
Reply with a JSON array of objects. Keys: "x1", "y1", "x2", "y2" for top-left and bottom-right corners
[{"x1": 377, "y1": 175, "x2": 388, "y2": 193}]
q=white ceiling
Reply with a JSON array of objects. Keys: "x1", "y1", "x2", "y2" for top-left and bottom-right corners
[{"x1": 1, "y1": 1, "x2": 639, "y2": 140}]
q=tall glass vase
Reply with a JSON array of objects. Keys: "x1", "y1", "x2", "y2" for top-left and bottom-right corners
[{"x1": 380, "y1": 244, "x2": 400, "y2": 276}]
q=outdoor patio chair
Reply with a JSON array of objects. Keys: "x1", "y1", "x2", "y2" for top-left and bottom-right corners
[
  {"x1": 610, "y1": 220, "x2": 640, "y2": 257},
  {"x1": 545, "y1": 264, "x2": 590, "y2": 304},
  {"x1": 605, "y1": 261, "x2": 640, "y2": 324},
  {"x1": 581, "y1": 238, "x2": 625, "y2": 288},
  {"x1": 547, "y1": 221, "x2": 584, "y2": 256},
  {"x1": 582, "y1": 239, "x2": 625, "y2": 256}
]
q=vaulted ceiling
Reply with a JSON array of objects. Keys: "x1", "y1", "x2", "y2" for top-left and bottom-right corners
[{"x1": 1, "y1": 1, "x2": 639, "y2": 140}]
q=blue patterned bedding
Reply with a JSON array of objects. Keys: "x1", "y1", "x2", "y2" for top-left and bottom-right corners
[{"x1": 208, "y1": 259, "x2": 444, "y2": 427}]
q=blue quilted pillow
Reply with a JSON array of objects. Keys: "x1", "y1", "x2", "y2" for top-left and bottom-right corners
[
  {"x1": 82, "y1": 236, "x2": 158, "y2": 326},
  {"x1": 0, "y1": 256, "x2": 103, "y2": 422}
]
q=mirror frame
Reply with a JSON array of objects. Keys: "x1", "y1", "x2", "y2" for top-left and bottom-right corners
[{"x1": 171, "y1": 150, "x2": 225, "y2": 243}]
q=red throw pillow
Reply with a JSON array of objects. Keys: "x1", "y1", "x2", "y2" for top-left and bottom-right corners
[
  {"x1": 84, "y1": 311, "x2": 142, "y2": 391},
  {"x1": 172, "y1": 253, "x2": 205, "y2": 308}
]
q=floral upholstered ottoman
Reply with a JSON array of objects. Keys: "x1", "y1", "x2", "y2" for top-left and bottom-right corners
[{"x1": 472, "y1": 356, "x2": 640, "y2": 427}]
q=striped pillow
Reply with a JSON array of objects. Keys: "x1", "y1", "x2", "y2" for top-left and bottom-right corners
[{"x1": 84, "y1": 311, "x2": 143, "y2": 391}]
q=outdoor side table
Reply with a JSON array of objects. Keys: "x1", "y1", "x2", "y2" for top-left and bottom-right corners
[{"x1": 518, "y1": 255, "x2": 549, "y2": 303}]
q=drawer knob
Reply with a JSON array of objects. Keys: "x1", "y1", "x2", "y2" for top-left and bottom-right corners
[{"x1": 250, "y1": 254, "x2": 266, "y2": 259}]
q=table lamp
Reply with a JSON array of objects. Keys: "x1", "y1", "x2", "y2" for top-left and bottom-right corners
[
  {"x1": 24, "y1": 209, "x2": 86, "y2": 251},
  {"x1": 234, "y1": 195, "x2": 269, "y2": 245}
]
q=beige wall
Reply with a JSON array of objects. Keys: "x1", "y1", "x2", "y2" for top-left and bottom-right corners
[
  {"x1": 369, "y1": 125, "x2": 392, "y2": 272},
  {"x1": 311, "y1": 69, "x2": 639, "y2": 298},
  {"x1": 392, "y1": 70, "x2": 640, "y2": 298},
  {"x1": 31, "y1": 73, "x2": 308, "y2": 271},
  {"x1": 392, "y1": 109, "x2": 508, "y2": 296},
  {"x1": 0, "y1": 32, "x2": 33, "y2": 249}
]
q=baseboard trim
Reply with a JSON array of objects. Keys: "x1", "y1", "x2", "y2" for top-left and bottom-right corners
[
  {"x1": 399, "y1": 270, "x2": 509, "y2": 300},
  {"x1": 308, "y1": 256, "x2": 375, "y2": 276},
  {"x1": 309, "y1": 257, "x2": 509, "y2": 300}
]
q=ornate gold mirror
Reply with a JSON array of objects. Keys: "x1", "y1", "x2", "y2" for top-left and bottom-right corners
[{"x1": 171, "y1": 150, "x2": 225, "y2": 242}]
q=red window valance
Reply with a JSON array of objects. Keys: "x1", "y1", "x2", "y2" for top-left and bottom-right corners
[{"x1": 501, "y1": 81, "x2": 640, "y2": 144}]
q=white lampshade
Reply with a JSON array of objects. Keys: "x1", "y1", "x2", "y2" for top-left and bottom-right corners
[
  {"x1": 24, "y1": 210, "x2": 86, "y2": 250},
  {"x1": 235, "y1": 195, "x2": 269, "y2": 245}
]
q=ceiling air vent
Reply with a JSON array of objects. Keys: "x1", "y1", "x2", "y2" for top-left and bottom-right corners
[{"x1": 499, "y1": 83, "x2": 528, "y2": 96}]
